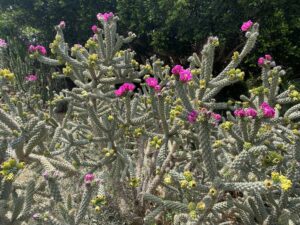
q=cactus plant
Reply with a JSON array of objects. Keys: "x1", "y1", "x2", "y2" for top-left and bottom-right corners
[{"x1": 0, "y1": 13, "x2": 300, "y2": 225}]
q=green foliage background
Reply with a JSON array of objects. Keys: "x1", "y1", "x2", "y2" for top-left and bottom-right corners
[{"x1": 0, "y1": 0, "x2": 299, "y2": 88}]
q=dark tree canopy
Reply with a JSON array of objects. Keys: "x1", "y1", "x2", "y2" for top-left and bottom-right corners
[{"x1": 1, "y1": 0, "x2": 299, "y2": 83}]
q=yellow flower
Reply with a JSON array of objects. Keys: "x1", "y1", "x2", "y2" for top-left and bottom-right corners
[
  {"x1": 264, "y1": 179, "x2": 273, "y2": 189},
  {"x1": 281, "y1": 179, "x2": 292, "y2": 191},
  {"x1": 180, "y1": 180, "x2": 188, "y2": 189},
  {"x1": 208, "y1": 187, "x2": 217, "y2": 196},
  {"x1": 188, "y1": 202, "x2": 196, "y2": 211},
  {"x1": 81, "y1": 90, "x2": 88, "y2": 97},
  {"x1": 212, "y1": 140, "x2": 223, "y2": 148},
  {"x1": 129, "y1": 177, "x2": 140, "y2": 187},
  {"x1": 232, "y1": 51, "x2": 239, "y2": 61},
  {"x1": 183, "y1": 171, "x2": 193, "y2": 181},
  {"x1": 278, "y1": 175, "x2": 292, "y2": 191},
  {"x1": 5, "y1": 173, "x2": 14, "y2": 181},
  {"x1": 243, "y1": 142, "x2": 252, "y2": 150},
  {"x1": 220, "y1": 121, "x2": 233, "y2": 130},
  {"x1": 199, "y1": 79, "x2": 206, "y2": 89},
  {"x1": 188, "y1": 180, "x2": 197, "y2": 188},
  {"x1": 271, "y1": 172, "x2": 280, "y2": 182},
  {"x1": 164, "y1": 175, "x2": 172, "y2": 185},
  {"x1": 196, "y1": 201, "x2": 206, "y2": 211},
  {"x1": 0, "y1": 69, "x2": 15, "y2": 81},
  {"x1": 189, "y1": 210, "x2": 197, "y2": 219}
]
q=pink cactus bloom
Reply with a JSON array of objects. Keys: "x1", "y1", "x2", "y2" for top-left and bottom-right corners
[
  {"x1": 179, "y1": 69, "x2": 192, "y2": 83},
  {"x1": 84, "y1": 173, "x2": 95, "y2": 184},
  {"x1": 25, "y1": 74, "x2": 38, "y2": 81},
  {"x1": 234, "y1": 108, "x2": 246, "y2": 117},
  {"x1": 97, "y1": 12, "x2": 114, "y2": 22},
  {"x1": 171, "y1": 65, "x2": 184, "y2": 75},
  {"x1": 123, "y1": 83, "x2": 135, "y2": 91},
  {"x1": 91, "y1": 25, "x2": 98, "y2": 33},
  {"x1": 36, "y1": 45, "x2": 47, "y2": 55},
  {"x1": 245, "y1": 108, "x2": 257, "y2": 118},
  {"x1": 92, "y1": 34, "x2": 98, "y2": 41},
  {"x1": 59, "y1": 21, "x2": 66, "y2": 29},
  {"x1": 0, "y1": 38, "x2": 7, "y2": 48},
  {"x1": 32, "y1": 213, "x2": 40, "y2": 220},
  {"x1": 154, "y1": 85, "x2": 161, "y2": 92},
  {"x1": 212, "y1": 113, "x2": 222, "y2": 122},
  {"x1": 114, "y1": 87, "x2": 126, "y2": 96},
  {"x1": 262, "y1": 107, "x2": 275, "y2": 118},
  {"x1": 187, "y1": 110, "x2": 198, "y2": 123},
  {"x1": 145, "y1": 77, "x2": 158, "y2": 88},
  {"x1": 260, "y1": 102, "x2": 275, "y2": 118},
  {"x1": 42, "y1": 171, "x2": 49, "y2": 179},
  {"x1": 258, "y1": 57, "x2": 265, "y2": 66},
  {"x1": 264, "y1": 54, "x2": 272, "y2": 61},
  {"x1": 114, "y1": 83, "x2": 135, "y2": 97},
  {"x1": 241, "y1": 20, "x2": 253, "y2": 32},
  {"x1": 28, "y1": 45, "x2": 36, "y2": 53}
]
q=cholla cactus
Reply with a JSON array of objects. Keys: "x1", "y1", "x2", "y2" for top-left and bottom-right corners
[{"x1": 0, "y1": 14, "x2": 300, "y2": 225}]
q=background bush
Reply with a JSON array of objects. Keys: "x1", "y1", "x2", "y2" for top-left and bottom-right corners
[{"x1": 0, "y1": 0, "x2": 299, "y2": 90}]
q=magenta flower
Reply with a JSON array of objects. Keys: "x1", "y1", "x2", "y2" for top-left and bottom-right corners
[
  {"x1": 25, "y1": 74, "x2": 37, "y2": 81},
  {"x1": 114, "y1": 87, "x2": 126, "y2": 97},
  {"x1": 84, "y1": 173, "x2": 95, "y2": 184},
  {"x1": 29, "y1": 45, "x2": 47, "y2": 55},
  {"x1": 258, "y1": 54, "x2": 273, "y2": 67},
  {"x1": 145, "y1": 77, "x2": 158, "y2": 88},
  {"x1": 123, "y1": 83, "x2": 135, "y2": 91},
  {"x1": 42, "y1": 171, "x2": 49, "y2": 179},
  {"x1": 28, "y1": 45, "x2": 36, "y2": 53},
  {"x1": 0, "y1": 38, "x2": 7, "y2": 48},
  {"x1": 32, "y1": 213, "x2": 41, "y2": 220},
  {"x1": 171, "y1": 65, "x2": 184, "y2": 75},
  {"x1": 258, "y1": 57, "x2": 265, "y2": 66},
  {"x1": 245, "y1": 108, "x2": 257, "y2": 118},
  {"x1": 241, "y1": 20, "x2": 253, "y2": 32},
  {"x1": 264, "y1": 54, "x2": 272, "y2": 61},
  {"x1": 92, "y1": 34, "x2": 98, "y2": 41},
  {"x1": 260, "y1": 102, "x2": 275, "y2": 118},
  {"x1": 36, "y1": 45, "x2": 47, "y2": 55},
  {"x1": 212, "y1": 113, "x2": 222, "y2": 122},
  {"x1": 97, "y1": 12, "x2": 114, "y2": 22},
  {"x1": 91, "y1": 25, "x2": 98, "y2": 33},
  {"x1": 187, "y1": 110, "x2": 198, "y2": 123},
  {"x1": 154, "y1": 85, "x2": 161, "y2": 92},
  {"x1": 234, "y1": 108, "x2": 246, "y2": 117},
  {"x1": 260, "y1": 102, "x2": 272, "y2": 109},
  {"x1": 59, "y1": 21, "x2": 66, "y2": 29},
  {"x1": 114, "y1": 83, "x2": 135, "y2": 97},
  {"x1": 179, "y1": 69, "x2": 192, "y2": 83}
]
